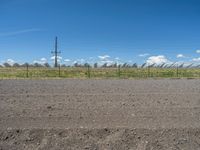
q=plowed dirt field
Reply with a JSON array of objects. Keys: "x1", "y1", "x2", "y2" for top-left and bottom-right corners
[{"x1": 0, "y1": 79, "x2": 200, "y2": 149}]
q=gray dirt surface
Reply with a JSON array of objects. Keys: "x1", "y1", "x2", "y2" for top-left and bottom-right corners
[{"x1": 0, "y1": 79, "x2": 200, "y2": 150}]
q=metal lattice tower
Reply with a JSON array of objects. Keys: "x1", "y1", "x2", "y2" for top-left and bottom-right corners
[{"x1": 51, "y1": 36, "x2": 61, "y2": 67}]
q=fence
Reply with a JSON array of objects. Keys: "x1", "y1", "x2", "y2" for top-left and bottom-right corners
[{"x1": 0, "y1": 65, "x2": 200, "y2": 79}]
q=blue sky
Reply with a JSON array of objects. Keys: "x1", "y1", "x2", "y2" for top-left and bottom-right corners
[{"x1": 0, "y1": 0, "x2": 200, "y2": 65}]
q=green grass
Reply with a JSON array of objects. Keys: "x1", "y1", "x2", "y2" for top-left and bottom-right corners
[{"x1": 0, "y1": 67, "x2": 200, "y2": 79}]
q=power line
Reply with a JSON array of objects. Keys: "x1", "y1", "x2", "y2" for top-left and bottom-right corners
[{"x1": 51, "y1": 36, "x2": 61, "y2": 67}]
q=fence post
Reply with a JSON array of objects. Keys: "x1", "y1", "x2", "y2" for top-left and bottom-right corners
[
  {"x1": 148, "y1": 66, "x2": 150, "y2": 78},
  {"x1": 176, "y1": 65, "x2": 179, "y2": 77},
  {"x1": 26, "y1": 64, "x2": 29, "y2": 78},
  {"x1": 118, "y1": 65, "x2": 121, "y2": 78},
  {"x1": 59, "y1": 64, "x2": 61, "y2": 77},
  {"x1": 87, "y1": 65, "x2": 91, "y2": 78}
]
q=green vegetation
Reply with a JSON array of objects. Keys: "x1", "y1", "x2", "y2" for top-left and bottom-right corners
[{"x1": 0, "y1": 67, "x2": 200, "y2": 79}]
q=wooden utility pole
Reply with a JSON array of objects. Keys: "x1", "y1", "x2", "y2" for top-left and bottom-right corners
[{"x1": 51, "y1": 37, "x2": 61, "y2": 67}]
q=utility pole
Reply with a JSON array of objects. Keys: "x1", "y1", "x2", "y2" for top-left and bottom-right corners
[{"x1": 51, "y1": 37, "x2": 61, "y2": 67}]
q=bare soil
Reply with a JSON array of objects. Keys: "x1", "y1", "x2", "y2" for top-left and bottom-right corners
[{"x1": 0, "y1": 79, "x2": 200, "y2": 150}]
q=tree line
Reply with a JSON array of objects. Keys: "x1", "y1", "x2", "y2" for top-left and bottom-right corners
[{"x1": 0, "y1": 62, "x2": 200, "y2": 68}]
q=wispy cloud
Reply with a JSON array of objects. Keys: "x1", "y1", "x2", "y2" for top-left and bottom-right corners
[
  {"x1": 0, "y1": 28, "x2": 42, "y2": 37},
  {"x1": 138, "y1": 53, "x2": 150, "y2": 57},
  {"x1": 98, "y1": 55, "x2": 110, "y2": 60}
]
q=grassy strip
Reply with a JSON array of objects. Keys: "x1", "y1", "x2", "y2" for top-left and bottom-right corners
[{"x1": 0, "y1": 67, "x2": 200, "y2": 79}]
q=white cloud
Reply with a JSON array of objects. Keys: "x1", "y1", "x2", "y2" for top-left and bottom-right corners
[
  {"x1": 146, "y1": 55, "x2": 170, "y2": 65},
  {"x1": 73, "y1": 61, "x2": 77, "y2": 64},
  {"x1": 176, "y1": 54, "x2": 185, "y2": 58},
  {"x1": 40, "y1": 58, "x2": 47, "y2": 62},
  {"x1": 138, "y1": 53, "x2": 149, "y2": 57},
  {"x1": 192, "y1": 57, "x2": 200, "y2": 62},
  {"x1": 98, "y1": 55, "x2": 110, "y2": 60},
  {"x1": 33, "y1": 58, "x2": 48, "y2": 64},
  {"x1": 196, "y1": 50, "x2": 200, "y2": 54},
  {"x1": 97, "y1": 55, "x2": 124, "y2": 66},
  {"x1": 64, "y1": 59, "x2": 71, "y2": 62},
  {"x1": 51, "y1": 56, "x2": 62, "y2": 60},
  {"x1": 50, "y1": 56, "x2": 62, "y2": 62},
  {"x1": 98, "y1": 55, "x2": 117, "y2": 66},
  {"x1": 6, "y1": 59, "x2": 15, "y2": 65}
]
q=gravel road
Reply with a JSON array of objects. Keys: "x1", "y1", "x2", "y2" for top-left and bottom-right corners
[{"x1": 0, "y1": 79, "x2": 200, "y2": 149}]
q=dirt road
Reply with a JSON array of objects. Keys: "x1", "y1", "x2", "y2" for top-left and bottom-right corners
[{"x1": 0, "y1": 79, "x2": 200, "y2": 149}]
